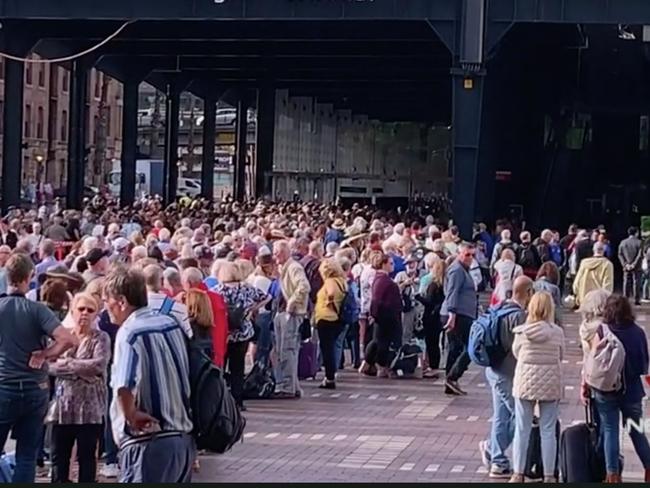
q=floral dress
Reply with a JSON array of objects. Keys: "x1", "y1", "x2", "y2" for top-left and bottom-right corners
[{"x1": 215, "y1": 283, "x2": 269, "y2": 343}]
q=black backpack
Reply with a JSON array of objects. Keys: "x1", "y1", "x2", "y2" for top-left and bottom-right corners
[
  {"x1": 390, "y1": 344, "x2": 421, "y2": 375},
  {"x1": 188, "y1": 347, "x2": 246, "y2": 453},
  {"x1": 226, "y1": 303, "x2": 247, "y2": 332},
  {"x1": 243, "y1": 363, "x2": 276, "y2": 400}
]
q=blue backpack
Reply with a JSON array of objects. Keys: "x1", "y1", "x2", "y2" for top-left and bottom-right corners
[
  {"x1": 339, "y1": 281, "x2": 360, "y2": 325},
  {"x1": 468, "y1": 305, "x2": 517, "y2": 367}
]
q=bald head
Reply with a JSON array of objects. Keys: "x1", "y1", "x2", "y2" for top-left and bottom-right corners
[{"x1": 512, "y1": 276, "x2": 533, "y2": 305}]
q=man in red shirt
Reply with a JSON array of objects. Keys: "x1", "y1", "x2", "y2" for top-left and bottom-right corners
[{"x1": 181, "y1": 267, "x2": 228, "y2": 368}]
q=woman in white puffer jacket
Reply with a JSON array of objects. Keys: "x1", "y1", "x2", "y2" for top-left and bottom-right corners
[{"x1": 509, "y1": 291, "x2": 565, "y2": 483}]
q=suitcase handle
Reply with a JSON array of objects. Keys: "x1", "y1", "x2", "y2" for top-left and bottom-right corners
[{"x1": 585, "y1": 397, "x2": 596, "y2": 426}]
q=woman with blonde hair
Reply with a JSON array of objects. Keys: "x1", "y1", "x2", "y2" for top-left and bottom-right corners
[
  {"x1": 47, "y1": 292, "x2": 110, "y2": 483},
  {"x1": 185, "y1": 288, "x2": 215, "y2": 358},
  {"x1": 417, "y1": 257, "x2": 446, "y2": 378},
  {"x1": 314, "y1": 258, "x2": 348, "y2": 389},
  {"x1": 509, "y1": 292, "x2": 564, "y2": 483}
]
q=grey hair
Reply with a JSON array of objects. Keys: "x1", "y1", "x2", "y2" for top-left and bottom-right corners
[
  {"x1": 593, "y1": 241, "x2": 606, "y2": 256},
  {"x1": 579, "y1": 289, "x2": 611, "y2": 320},
  {"x1": 182, "y1": 267, "x2": 204, "y2": 286},
  {"x1": 163, "y1": 267, "x2": 182, "y2": 287}
]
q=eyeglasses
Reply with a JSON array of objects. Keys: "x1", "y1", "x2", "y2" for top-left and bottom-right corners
[{"x1": 77, "y1": 306, "x2": 97, "y2": 314}]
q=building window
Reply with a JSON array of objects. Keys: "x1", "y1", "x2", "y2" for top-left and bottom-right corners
[
  {"x1": 24, "y1": 104, "x2": 31, "y2": 138},
  {"x1": 61, "y1": 110, "x2": 68, "y2": 141},
  {"x1": 106, "y1": 107, "x2": 112, "y2": 137},
  {"x1": 94, "y1": 72, "x2": 101, "y2": 99},
  {"x1": 50, "y1": 66, "x2": 58, "y2": 93},
  {"x1": 48, "y1": 100, "x2": 57, "y2": 141},
  {"x1": 36, "y1": 106, "x2": 44, "y2": 139},
  {"x1": 62, "y1": 70, "x2": 69, "y2": 92},
  {"x1": 25, "y1": 61, "x2": 32, "y2": 85},
  {"x1": 38, "y1": 65, "x2": 45, "y2": 87}
]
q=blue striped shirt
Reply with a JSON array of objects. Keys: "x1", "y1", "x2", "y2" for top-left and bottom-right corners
[{"x1": 110, "y1": 307, "x2": 193, "y2": 447}]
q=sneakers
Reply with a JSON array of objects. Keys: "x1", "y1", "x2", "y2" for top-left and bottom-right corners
[
  {"x1": 508, "y1": 474, "x2": 525, "y2": 483},
  {"x1": 444, "y1": 379, "x2": 467, "y2": 396},
  {"x1": 99, "y1": 463, "x2": 119, "y2": 479},
  {"x1": 358, "y1": 361, "x2": 377, "y2": 377},
  {"x1": 478, "y1": 440, "x2": 491, "y2": 469},
  {"x1": 377, "y1": 366, "x2": 390, "y2": 378},
  {"x1": 489, "y1": 465, "x2": 513, "y2": 479}
]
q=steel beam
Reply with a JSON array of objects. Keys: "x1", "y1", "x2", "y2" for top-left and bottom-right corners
[
  {"x1": 66, "y1": 60, "x2": 90, "y2": 209},
  {"x1": 234, "y1": 95, "x2": 249, "y2": 201},
  {"x1": 120, "y1": 79, "x2": 139, "y2": 206},
  {"x1": 201, "y1": 96, "x2": 217, "y2": 200},
  {"x1": 163, "y1": 83, "x2": 181, "y2": 204},
  {"x1": 256, "y1": 85, "x2": 275, "y2": 198},
  {"x1": 1, "y1": 0, "x2": 458, "y2": 21},
  {"x1": 451, "y1": 71, "x2": 484, "y2": 239},
  {"x1": 0, "y1": 36, "x2": 34, "y2": 213}
]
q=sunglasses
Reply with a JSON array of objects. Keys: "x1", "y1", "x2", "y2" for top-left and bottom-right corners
[{"x1": 77, "y1": 306, "x2": 97, "y2": 314}]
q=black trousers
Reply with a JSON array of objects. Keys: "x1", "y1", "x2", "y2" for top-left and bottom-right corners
[
  {"x1": 317, "y1": 320, "x2": 344, "y2": 381},
  {"x1": 364, "y1": 319, "x2": 402, "y2": 368},
  {"x1": 226, "y1": 341, "x2": 249, "y2": 407},
  {"x1": 51, "y1": 423, "x2": 102, "y2": 483},
  {"x1": 423, "y1": 313, "x2": 443, "y2": 370},
  {"x1": 442, "y1": 314, "x2": 473, "y2": 382}
]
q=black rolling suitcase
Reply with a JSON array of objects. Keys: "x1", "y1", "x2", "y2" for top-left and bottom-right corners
[{"x1": 559, "y1": 399, "x2": 622, "y2": 482}]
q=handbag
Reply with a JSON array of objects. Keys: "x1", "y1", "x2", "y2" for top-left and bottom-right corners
[{"x1": 299, "y1": 318, "x2": 312, "y2": 341}]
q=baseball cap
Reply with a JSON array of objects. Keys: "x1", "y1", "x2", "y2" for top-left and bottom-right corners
[
  {"x1": 86, "y1": 248, "x2": 110, "y2": 265},
  {"x1": 113, "y1": 237, "x2": 130, "y2": 251}
]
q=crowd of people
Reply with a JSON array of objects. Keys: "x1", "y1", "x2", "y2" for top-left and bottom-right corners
[{"x1": 0, "y1": 193, "x2": 648, "y2": 483}]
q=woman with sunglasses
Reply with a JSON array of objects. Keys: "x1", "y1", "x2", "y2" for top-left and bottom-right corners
[{"x1": 46, "y1": 292, "x2": 110, "y2": 483}]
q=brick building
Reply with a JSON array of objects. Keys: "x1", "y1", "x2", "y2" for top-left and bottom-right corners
[{"x1": 0, "y1": 54, "x2": 123, "y2": 192}]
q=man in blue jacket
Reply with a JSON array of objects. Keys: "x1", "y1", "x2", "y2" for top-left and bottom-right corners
[{"x1": 441, "y1": 242, "x2": 479, "y2": 396}]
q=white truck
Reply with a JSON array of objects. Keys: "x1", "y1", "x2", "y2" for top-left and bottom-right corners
[{"x1": 108, "y1": 159, "x2": 202, "y2": 199}]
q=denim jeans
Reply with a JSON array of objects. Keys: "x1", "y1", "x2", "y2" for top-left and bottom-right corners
[
  {"x1": 335, "y1": 323, "x2": 349, "y2": 369},
  {"x1": 485, "y1": 367, "x2": 515, "y2": 470},
  {"x1": 254, "y1": 312, "x2": 274, "y2": 368},
  {"x1": 512, "y1": 398, "x2": 559, "y2": 476},
  {"x1": 345, "y1": 322, "x2": 361, "y2": 368},
  {"x1": 593, "y1": 391, "x2": 650, "y2": 472},
  {"x1": 592, "y1": 390, "x2": 621, "y2": 474},
  {"x1": 0, "y1": 383, "x2": 50, "y2": 483}
]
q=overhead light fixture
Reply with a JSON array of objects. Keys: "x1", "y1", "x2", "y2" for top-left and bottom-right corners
[{"x1": 618, "y1": 24, "x2": 636, "y2": 40}]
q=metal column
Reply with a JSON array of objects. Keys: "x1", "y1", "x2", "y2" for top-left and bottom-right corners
[
  {"x1": 234, "y1": 97, "x2": 248, "y2": 201},
  {"x1": 66, "y1": 60, "x2": 89, "y2": 209},
  {"x1": 201, "y1": 96, "x2": 216, "y2": 200},
  {"x1": 256, "y1": 86, "x2": 275, "y2": 198},
  {"x1": 451, "y1": 73, "x2": 484, "y2": 239},
  {"x1": 163, "y1": 84, "x2": 181, "y2": 204},
  {"x1": 120, "y1": 79, "x2": 139, "y2": 206},
  {"x1": 2, "y1": 58, "x2": 25, "y2": 212}
]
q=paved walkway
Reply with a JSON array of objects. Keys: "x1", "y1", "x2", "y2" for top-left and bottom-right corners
[{"x1": 194, "y1": 305, "x2": 650, "y2": 483}]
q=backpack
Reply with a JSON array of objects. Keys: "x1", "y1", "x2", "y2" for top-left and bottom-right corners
[
  {"x1": 401, "y1": 287, "x2": 414, "y2": 312},
  {"x1": 549, "y1": 244, "x2": 563, "y2": 267},
  {"x1": 161, "y1": 298, "x2": 246, "y2": 453},
  {"x1": 468, "y1": 305, "x2": 519, "y2": 367},
  {"x1": 390, "y1": 344, "x2": 421, "y2": 376},
  {"x1": 584, "y1": 324, "x2": 626, "y2": 393},
  {"x1": 338, "y1": 281, "x2": 360, "y2": 325},
  {"x1": 243, "y1": 363, "x2": 276, "y2": 400},
  {"x1": 518, "y1": 246, "x2": 537, "y2": 269},
  {"x1": 226, "y1": 303, "x2": 247, "y2": 333},
  {"x1": 188, "y1": 347, "x2": 246, "y2": 453}
]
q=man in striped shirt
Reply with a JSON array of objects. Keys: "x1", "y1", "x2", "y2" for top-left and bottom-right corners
[{"x1": 104, "y1": 267, "x2": 195, "y2": 483}]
